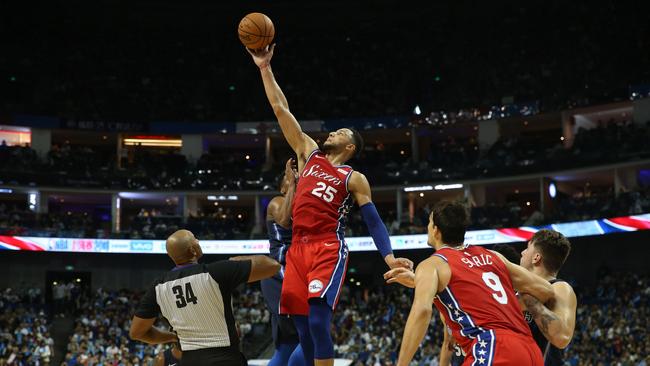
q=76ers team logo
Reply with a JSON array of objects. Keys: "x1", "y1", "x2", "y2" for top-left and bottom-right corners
[{"x1": 309, "y1": 279, "x2": 324, "y2": 294}]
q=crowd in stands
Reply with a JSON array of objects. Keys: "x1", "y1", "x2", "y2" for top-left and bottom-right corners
[
  {"x1": 333, "y1": 285, "x2": 445, "y2": 365},
  {"x1": 0, "y1": 204, "x2": 103, "y2": 238},
  {"x1": 331, "y1": 271, "x2": 650, "y2": 365},
  {"x1": 564, "y1": 272, "x2": 650, "y2": 365},
  {"x1": 63, "y1": 287, "x2": 160, "y2": 365},
  {"x1": 233, "y1": 288, "x2": 272, "y2": 358},
  {"x1": 468, "y1": 185, "x2": 650, "y2": 230},
  {"x1": 63, "y1": 287, "x2": 269, "y2": 366},
  {"x1": 0, "y1": 287, "x2": 53, "y2": 365},
  {"x1": 1, "y1": 270, "x2": 648, "y2": 365}
]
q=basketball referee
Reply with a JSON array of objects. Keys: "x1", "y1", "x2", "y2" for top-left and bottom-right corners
[{"x1": 129, "y1": 229, "x2": 281, "y2": 365}]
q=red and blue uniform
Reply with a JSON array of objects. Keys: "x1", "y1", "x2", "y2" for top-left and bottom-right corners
[
  {"x1": 433, "y1": 245, "x2": 544, "y2": 366},
  {"x1": 280, "y1": 150, "x2": 353, "y2": 315}
]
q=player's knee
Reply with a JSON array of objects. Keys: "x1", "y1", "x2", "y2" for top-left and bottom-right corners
[
  {"x1": 308, "y1": 300, "x2": 334, "y2": 359},
  {"x1": 307, "y1": 312, "x2": 328, "y2": 333},
  {"x1": 307, "y1": 300, "x2": 332, "y2": 333}
]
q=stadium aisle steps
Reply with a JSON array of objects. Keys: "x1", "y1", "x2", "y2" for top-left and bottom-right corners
[{"x1": 51, "y1": 316, "x2": 74, "y2": 365}]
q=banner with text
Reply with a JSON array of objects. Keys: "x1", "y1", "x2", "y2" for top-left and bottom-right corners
[{"x1": 1, "y1": 214, "x2": 648, "y2": 254}]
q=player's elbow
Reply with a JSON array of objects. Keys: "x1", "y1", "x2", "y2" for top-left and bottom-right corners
[
  {"x1": 550, "y1": 332, "x2": 572, "y2": 349},
  {"x1": 129, "y1": 326, "x2": 144, "y2": 341},
  {"x1": 271, "y1": 103, "x2": 289, "y2": 117}
]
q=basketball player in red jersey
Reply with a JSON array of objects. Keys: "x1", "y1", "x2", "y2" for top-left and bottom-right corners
[
  {"x1": 247, "y1": 44, "x2": 413, "y2": 366},
  {"x1": 385, "y1": 200, "x2": 555, "y2": 366}
]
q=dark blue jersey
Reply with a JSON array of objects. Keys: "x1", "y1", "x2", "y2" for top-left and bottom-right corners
[
  {"x1": 266, "y1": 219, "x2": 292, "y2": 279},
  {"x1": 450, "y1": 343, "x2": 465, "y2": 366}
]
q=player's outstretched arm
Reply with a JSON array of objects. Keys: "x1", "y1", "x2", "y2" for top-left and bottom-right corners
[
  {"x1": 230, "y1": 255, "x2": 281, "y2": 283},
  {"x1": 396, "y1": 257, "x2": 438, "y2": 366},
  {"x1": 520, "y1": 282, "x2": 577, "y2": 349},
  {"x1": 491, "y1": 251, "x2": 554, "y2": 303},
  {"x1": 349, "y1": 171, "x2": 413, "y2": 270},
  {"x1": 246, "y1": 45, "x2": 317, "y2": 158}
]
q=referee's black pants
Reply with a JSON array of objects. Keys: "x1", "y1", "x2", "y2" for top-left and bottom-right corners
[{"x1": 180, "y1": 347, "x2": 247, "y2": 366}]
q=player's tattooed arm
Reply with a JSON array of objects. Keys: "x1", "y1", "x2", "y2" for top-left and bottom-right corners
[
  {"x1": 522, "y1": 294, "x2": 557, "y2": 337},
  {"x1": 521, "y1": 281, "x2": 576, "y2": 349}
]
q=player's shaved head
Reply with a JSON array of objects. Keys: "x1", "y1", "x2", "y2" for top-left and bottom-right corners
[{"x1": 166, "y1": 229, "x2": 203, "y2": 265}]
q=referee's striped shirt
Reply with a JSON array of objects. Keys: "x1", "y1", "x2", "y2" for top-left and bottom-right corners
[{"x1": 135, "y1": 260, "x2": 251, "y2": 353}]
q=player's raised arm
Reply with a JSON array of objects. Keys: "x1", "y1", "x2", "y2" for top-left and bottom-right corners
[
  {"x1": 277, "y1": 158, "x2": 297, "y2": 227},
  {"x1": 348, "y1": 171, "x2": 413, "y2": 270},
  {"x1": 492, "y1": 251, "x2": 554, "y2": 303},
  {"x1": 267, "y1": 159, "x2": 297, "y2": 228},
  {"x1": 396, "y1": 257, "x2": 438, "y2": 366},
  {"x1": 247, "y1": 45, "x2": 317, "y2": 159}
]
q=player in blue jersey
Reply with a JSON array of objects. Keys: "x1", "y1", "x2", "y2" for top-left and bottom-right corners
[
  {"x1": 520, "y1": 230, "x2": 577, "y2": 366},
  {"x1": 260, "y1": 159, "x2": 305, "y2": 366}
]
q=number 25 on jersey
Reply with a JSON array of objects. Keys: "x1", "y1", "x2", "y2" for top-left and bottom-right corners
[{"x1": 311, "y1": 182, "x2": 337, "y2": 203}]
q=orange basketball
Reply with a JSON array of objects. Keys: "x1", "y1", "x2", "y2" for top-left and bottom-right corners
[{"x1": 238, "y1": 13, "x2": 275, "y2": 50}]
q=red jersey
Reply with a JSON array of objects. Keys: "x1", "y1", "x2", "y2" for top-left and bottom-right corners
[
  {"x1": 433, "y1": 245, "x2": 532, "y2": 356},
  {"x1": 292, "y1": 150, "x2": 354, "y2": 237}
]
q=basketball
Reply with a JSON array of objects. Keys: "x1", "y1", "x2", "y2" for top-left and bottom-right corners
[{"x1": 238, "y1": 12, "x2": 275, "y2": 50}]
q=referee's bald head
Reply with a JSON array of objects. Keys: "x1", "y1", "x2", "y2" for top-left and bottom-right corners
[{"x1": 166, "y1": 229, "x2": 203, "y2": 265}]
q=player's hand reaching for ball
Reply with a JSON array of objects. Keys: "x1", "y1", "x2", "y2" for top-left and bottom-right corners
[
  {"x1": 383, "y1": 267, "x2": 416, "y2": 288},
  {"x1": 247, "y1": 44, "x2": 275, "y2": 69}
]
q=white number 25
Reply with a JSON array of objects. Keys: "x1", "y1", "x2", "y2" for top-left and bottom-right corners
[{"x1": 311, "y1": 182, "x2": 337, "y2": 203}]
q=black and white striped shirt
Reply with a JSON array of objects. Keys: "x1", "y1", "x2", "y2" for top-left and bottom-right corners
[{"x1": 135, "y1": 260, "x2": 251, "y2": 351}]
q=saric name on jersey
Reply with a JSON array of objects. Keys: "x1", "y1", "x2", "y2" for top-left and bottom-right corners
[
  {"x1": 302, "y1": 164, "x2": 343, "y2": 186},
  {"x1": 460, "y1": 253, "x2": 493, "y2": 268}
]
